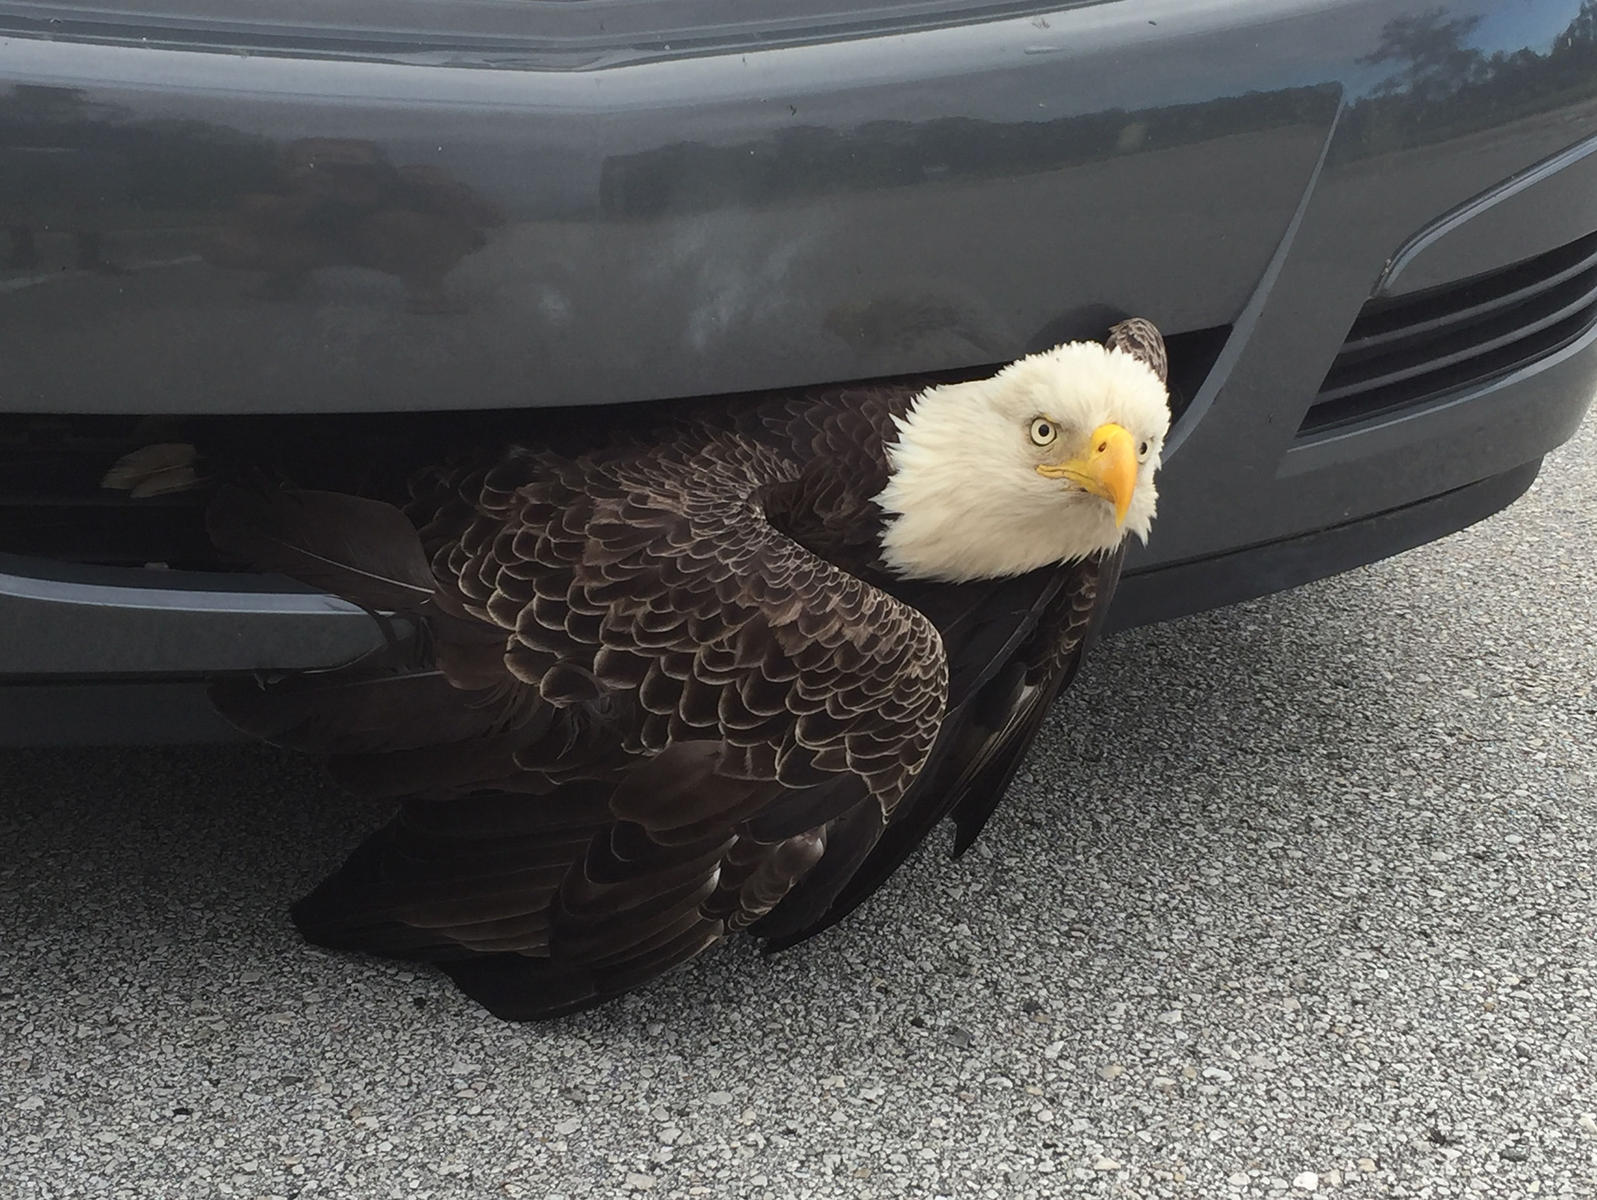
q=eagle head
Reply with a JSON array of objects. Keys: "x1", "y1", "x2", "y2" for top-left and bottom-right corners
[{"x1": 875, "y1": 338, "x2": 1172, "y2": 582}]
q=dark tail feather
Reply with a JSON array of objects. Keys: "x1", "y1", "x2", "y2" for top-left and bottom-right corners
[
  {"x1": 206, "y1": 485, "x2": 436, "y2": 611},
  {"x1": 290, "y1": 830, "x2": 459, "y2": 957},
  {"x1": 751, "y1": 800, "x2": 886, "y2": 949},
  {"x1": 209, "y1": 662, "x2": 530, "y2": 757},
  {"x1": 946, "y1": 690, "x2": 1063, "y2": 857},
  {"x1": 292, "y1": 800, "x2": 613, "y2": 1019},
  {"x1": 324, "y1": 730, "x2": 541, "y2": 799},
  {"x1": 440, "y1": 957, "x2": 603, "y2": 1020}
]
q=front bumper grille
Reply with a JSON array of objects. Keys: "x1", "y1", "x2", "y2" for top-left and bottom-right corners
[
  {"x1": 0, "y1": 414, "x2": 440, "y2": 570},
  {"x1": 0, "y1": 323, "x2": 1230, "y2": 571},
  {"x1": 1301, "y1": 229, "x2": 1597, "y2": 435}
]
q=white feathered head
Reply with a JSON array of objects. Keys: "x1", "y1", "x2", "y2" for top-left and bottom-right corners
[{"x1": 875, "y1": 329, "x2": 1172, "y2": 582}]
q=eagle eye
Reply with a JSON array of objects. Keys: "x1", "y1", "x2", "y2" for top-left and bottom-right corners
[
  {"x1": 1029, "y1": 419, "x2": 1057, "y2": 447},
  {"x1": 1138, "y1": 440, "x2": 1152, "y2": 461}
]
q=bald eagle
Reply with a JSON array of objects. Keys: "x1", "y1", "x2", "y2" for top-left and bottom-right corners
[{"x1": 188, "y1": 319, "x2": 1170, "y2": 1019}]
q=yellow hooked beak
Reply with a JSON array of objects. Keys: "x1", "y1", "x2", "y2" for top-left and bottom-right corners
[{"x1": 1036, "y1": 422, "x2": 1138, "y2": 526}]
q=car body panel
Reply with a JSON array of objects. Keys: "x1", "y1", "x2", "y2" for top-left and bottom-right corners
[
  {"x1": 0, "y1": 15, "x2": 1341, "y2": 416},
  {"x1": 1, "y1": 0, "x2": 1595, "y2": 741}
]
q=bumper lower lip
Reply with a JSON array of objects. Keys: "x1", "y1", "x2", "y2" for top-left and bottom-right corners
[
  {"x1": 1108, "y1": 458, "x2": 1541, "y2": 635},
  {"x1": 0, "y1": 455, "x2": 1544, "y2": 745},
  {"x1": 0, "y1": 553, "x2": 392, "y2": 678}
]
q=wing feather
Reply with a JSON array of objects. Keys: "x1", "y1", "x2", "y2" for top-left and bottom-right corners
[
  {"x1": 757, "y1": 545, "x2": 1125, "y2": 949},
  {"x1": 207, "y1": 486, "x2": 436, "y2": 610}
]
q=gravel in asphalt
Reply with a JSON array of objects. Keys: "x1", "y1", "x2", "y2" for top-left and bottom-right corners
[{"x1": 2, "y1": 416, "x2": 1595, "y2": 1199}]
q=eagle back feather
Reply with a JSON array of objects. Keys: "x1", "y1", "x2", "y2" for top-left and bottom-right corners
[{"x1": 405, "y1": 420, "x2": 946, "y2": 813}]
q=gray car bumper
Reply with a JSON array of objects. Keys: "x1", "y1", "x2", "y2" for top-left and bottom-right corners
[{"x1": 2, "y1": 0, "x2": 1596, "y2": 741}]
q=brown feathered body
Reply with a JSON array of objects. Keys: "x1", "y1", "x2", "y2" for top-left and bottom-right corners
[{"x1": 211, "y1": 369, "x2": 1141, "y2": 1019}]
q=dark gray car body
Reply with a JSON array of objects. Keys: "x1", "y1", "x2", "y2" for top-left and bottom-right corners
[{"x1": 2, "y1": 0, "x2": 1596, "y2": 742}]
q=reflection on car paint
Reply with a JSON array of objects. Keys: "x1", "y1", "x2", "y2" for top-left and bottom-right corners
[{"x1": 203, "y1": 138, "x2": 504, "y2": 315}]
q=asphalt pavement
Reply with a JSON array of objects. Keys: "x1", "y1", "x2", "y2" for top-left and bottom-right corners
[{"x1": 3, "y1": 415, "x2": 1594, "y2": 1200}]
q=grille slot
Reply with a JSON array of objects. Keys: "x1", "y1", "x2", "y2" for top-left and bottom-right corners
[
  {"x1": 0, "y1": 323, "x2": 1229, "y2": 571},
  {"x1": 0, "y1": 414, "x2": 437, "y2": 571},
  {"x1": 1301, "y1": 230, "x2": 1597, "y2": 435}
]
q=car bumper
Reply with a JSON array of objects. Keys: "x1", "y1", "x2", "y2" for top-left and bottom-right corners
[
  {"x1": 2, "y1": 0, "x2": 1596, "y2": 741},
  {"x1": 0, "y1": 450, "x2": 1555, "y2": 745}
]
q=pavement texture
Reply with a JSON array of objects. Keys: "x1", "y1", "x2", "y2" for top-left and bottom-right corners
[{"x1": 3, "y1": 414, "x2": 1595, "y2": 1200}]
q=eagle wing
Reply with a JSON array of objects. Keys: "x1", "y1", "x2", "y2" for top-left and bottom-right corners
[
  {"x1": 942, "y1": 544, "x2": 1125, "y2": 852},
  {"x1": 754, "y1": 546, "x2": 1123, "y2": 947},
  {"x1": 757, "y1": 314, "x2": 1163, "y2": 946},
  {"x1": 211, "y1": 431, "x2": 947, "y2": 1018}
]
